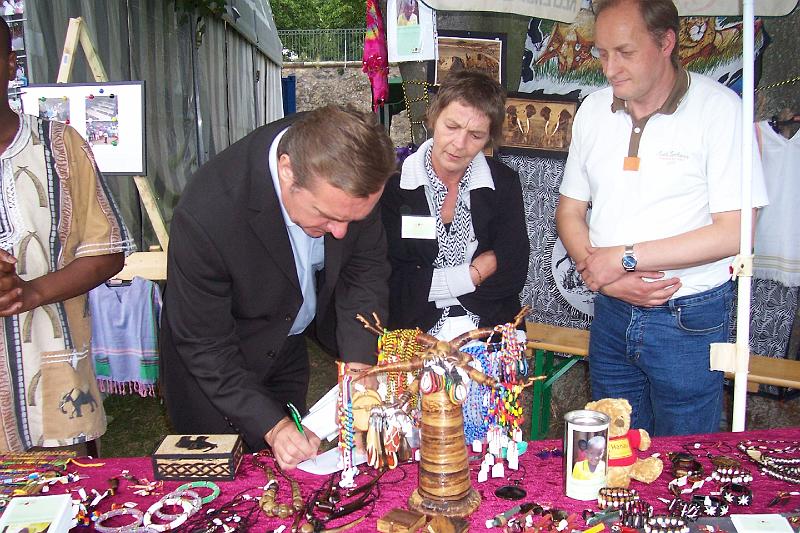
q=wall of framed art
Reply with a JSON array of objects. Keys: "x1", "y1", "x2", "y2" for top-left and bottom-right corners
[{"x1": 20, "y1": 81, "x2": 146, "y2": 176}]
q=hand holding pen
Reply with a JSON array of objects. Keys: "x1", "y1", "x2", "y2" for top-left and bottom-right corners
[{"x1": 264, "y1": 402, "x2": 321, "y2": 470}]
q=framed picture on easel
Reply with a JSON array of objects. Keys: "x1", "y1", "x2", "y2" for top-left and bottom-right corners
[
  {"x1": 498, "y1": 92, "x2": 578, "y2": 158},
  {"x1": 20, "y1": 81, "x2": 146, "y2": 175}
]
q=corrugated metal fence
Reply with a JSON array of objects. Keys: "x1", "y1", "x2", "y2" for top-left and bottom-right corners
[{"x1": 278, "y1": 28, "x2": 366, "y2": 63}]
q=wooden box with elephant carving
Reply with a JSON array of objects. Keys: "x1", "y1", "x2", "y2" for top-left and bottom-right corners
[{"x1": 152, "y1": 434, "x2": 244, "y2": 481}]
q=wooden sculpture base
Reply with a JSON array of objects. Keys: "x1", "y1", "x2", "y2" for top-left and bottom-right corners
[{"x1": 407, "y1": 486, "x2": 481, "y2": 518}]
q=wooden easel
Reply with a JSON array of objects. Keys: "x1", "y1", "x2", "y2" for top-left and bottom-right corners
[{"x1": 57, "y1": 17, "x2": 168, "y2": 280}]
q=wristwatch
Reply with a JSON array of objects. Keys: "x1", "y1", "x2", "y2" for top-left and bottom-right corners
[{"x1": 622, "y1": 245, "x2": 637, "y2": 272}]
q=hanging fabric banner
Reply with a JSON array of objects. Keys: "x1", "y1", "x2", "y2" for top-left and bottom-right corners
[
  {"x1": 519, "y1": 11, "x2": 766, "y2": 97},
  {"x1": 421, "y1": 0, "x2": 580, "y2": 23},
  {"x1": 420, "y1": 0, "x2": 797, "y2": 21}
]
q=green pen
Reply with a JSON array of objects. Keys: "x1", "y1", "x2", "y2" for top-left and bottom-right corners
[
  {"x1": 286, "y1": 402, "x2": 305, "y2": 435},
  {"x1": 287, "y1": 402, "x2": 316, "y2": 464}
]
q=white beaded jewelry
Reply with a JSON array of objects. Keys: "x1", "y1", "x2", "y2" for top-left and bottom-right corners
[
  {"x1": 153, "y1": 489, "x2": 201, "y2": 519},
  {"x1": 711, "y1": 466, "x2": 753, "y2": 484},
  {"x1": 143, "y1": 498, "x2": 193, "y2": 531},
  {"x1": 93, "y1": 507, "x2": 144, "y2": 533},
  {"x1": 644, "y1": 515, "x2": 689, "y2": 533}
]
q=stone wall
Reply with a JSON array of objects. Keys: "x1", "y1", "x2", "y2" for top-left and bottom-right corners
[{"x1": 281, "y1": 65, "x2": 413, "y2": 146}]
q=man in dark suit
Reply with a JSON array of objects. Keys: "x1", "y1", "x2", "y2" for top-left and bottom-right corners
[{"x1": 160, "y1": 105, "x2": 396, "y2": 469}]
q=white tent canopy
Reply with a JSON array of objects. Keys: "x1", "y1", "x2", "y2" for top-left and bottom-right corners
[{"x1": 421, "y1": 0, "x2": 798, "y2": 22}]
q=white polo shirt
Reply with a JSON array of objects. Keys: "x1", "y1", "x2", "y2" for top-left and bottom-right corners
[{"x1": 560, "y1": 71, "x2": 768, "y2": 297}]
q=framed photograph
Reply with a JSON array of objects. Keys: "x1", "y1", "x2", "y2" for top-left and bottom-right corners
[
  {"x1": 499, "y1": 92, "x2": 578, "y2": 158},
  {"x1": 20, "y1": 81, "x2": 146, "y2": 175},
  {"x1": 429, "y1": 30, "x2": 506, "y2": 87}
]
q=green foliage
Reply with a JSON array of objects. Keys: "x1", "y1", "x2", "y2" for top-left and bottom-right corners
[{"x1": 271, "y1": 0, "x2": 365, "y2": 30}]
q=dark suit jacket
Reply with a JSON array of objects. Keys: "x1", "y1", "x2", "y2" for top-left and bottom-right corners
[
  {"x1": 380, "y1": 157, "x2": 528, "y2": 332},
  {"x1": 160, "y1": 115, "x2": 389, "y2": 450}
]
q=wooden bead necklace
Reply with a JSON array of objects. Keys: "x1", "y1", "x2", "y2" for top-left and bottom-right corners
[{"x1": 252, "y1": 459, "x2": 303, "y2": 519}]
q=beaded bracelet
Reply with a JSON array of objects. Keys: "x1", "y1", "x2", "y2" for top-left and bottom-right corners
[
  {"x1": 671, "y1": 458, "x2": 703, "y2": 479},
  {"x1": 175, "y1": 480, "x2": 220, "y2": 505},
  {"x1": 721, "y1": 482, "x2": 753, "y2": 506},
  {"x1": 619, "y1": 500, "x2": 653, "y2": 528},
  {"x1": 143, "y1": 498, "x2": 193, "y2": 532},
  {"x1": 597, "y1": 487, "x2": 639, "y2": 509},
  {"x1": 666, "y1": 497, "x2": 702, "y2": 521},
  {"x1": 709, "y1": 455, "x2": 741, "y2": 469},
  {"x1": 643, "y1": 515, "x2": 689, "y2": 533},
  {"x1": 153, "y1": 489, "x2": 201, "y2": 519},
  {"x1": 711, "y1": 466, "x2": 753, "y2": 484},
  {"x1": 93, "y1": 507, "x2": 144, "y2": 533},
  {"x1": 691, "y1": 494, "x2": 729, "y2": 517}
]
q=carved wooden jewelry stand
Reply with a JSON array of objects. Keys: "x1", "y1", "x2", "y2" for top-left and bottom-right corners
[{"x1": 356, "y1": 307, "x2": 543, "y2": 517}]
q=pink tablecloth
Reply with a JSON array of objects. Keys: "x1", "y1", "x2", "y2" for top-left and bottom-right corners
[{"x1": 59, "y1": 427, "x2": 800, "y2": 531}]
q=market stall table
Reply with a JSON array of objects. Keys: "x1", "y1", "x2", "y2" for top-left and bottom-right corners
[{"x1": 39, "y1": 427, "x2": 800, "y2": 531}]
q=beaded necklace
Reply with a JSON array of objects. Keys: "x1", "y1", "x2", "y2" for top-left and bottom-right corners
[
  {"x1": 460, "y1": 344, "x2": 490, "y2": 444},
  {"x1": 484, "y1": 324, "x2": 526, "y2": 437},
  {"x1": 377, "y1": 328, "x2": 421, "y2": 407},
  {"x1": 738, "y1": 439, "x2": 800, "y2": 484}
]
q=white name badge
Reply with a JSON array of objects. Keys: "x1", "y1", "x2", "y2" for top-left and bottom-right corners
[{"x1": 401, "y1": 215, "x2": 436, "y2": 239}]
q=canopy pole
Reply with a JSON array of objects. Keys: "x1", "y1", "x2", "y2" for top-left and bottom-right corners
[{"x1": 731, "y1": 0, "x2": 755, "y2": 432}]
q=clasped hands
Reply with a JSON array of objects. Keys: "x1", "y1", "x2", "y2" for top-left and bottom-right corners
[{"x1": 577, "y1": 245, "x2": 681, "y2": 307}]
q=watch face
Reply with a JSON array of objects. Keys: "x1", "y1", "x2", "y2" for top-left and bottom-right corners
[{"x1": 622, "y1": 254, "x2": 637, "y2": 271}]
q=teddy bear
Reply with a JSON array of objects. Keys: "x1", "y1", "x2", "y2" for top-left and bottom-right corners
[{"x1": 584, "y1": 398, "x2": 663, "y2": 488}]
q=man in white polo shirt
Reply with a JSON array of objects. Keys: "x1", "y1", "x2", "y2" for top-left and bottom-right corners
[{"x1": 555, "y1": 0, "x2": 767, "y2": 436}]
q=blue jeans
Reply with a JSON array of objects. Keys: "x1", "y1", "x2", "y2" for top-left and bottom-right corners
[{"x1": 589, "y1": 282, "x2": 734, "y2": 436}]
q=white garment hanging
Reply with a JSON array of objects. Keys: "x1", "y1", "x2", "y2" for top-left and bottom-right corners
[{"x1": 753, "y1": 121, "x2": 800, "y2": 286}]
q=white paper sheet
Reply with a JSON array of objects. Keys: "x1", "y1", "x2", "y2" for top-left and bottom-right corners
[
  {"x1": 730, "y1": 514, "x2": 793, "y2": 533},
  {"x1": 297, "y1": 447, "x2": 367, "y2": 476}
]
